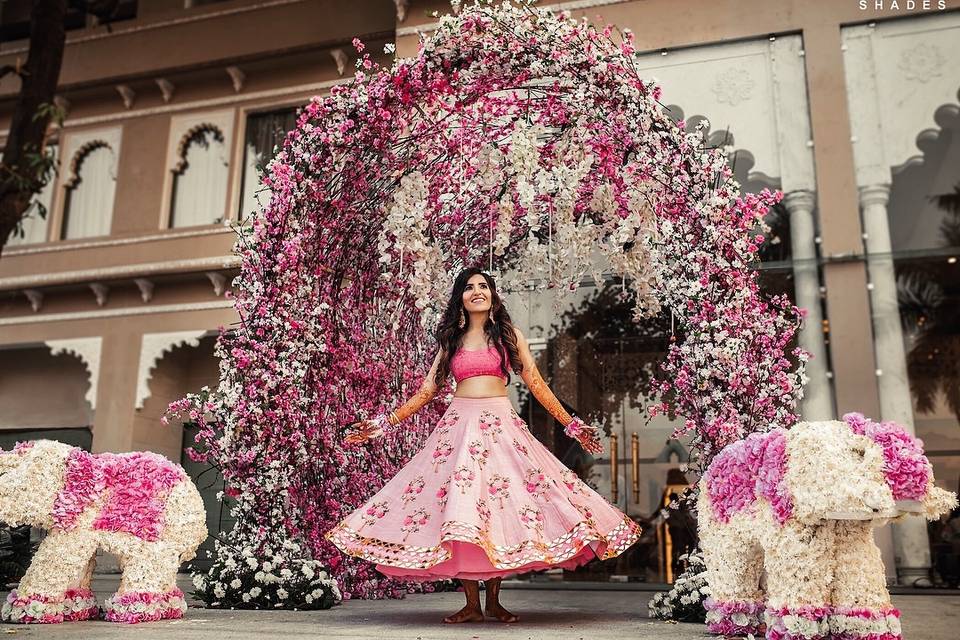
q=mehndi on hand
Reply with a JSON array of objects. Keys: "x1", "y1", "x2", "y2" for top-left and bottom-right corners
[
  {"x1": 564, "y1": 416, "x2": 604, "y2": 455},
  {"x1": 343, "y1": 414, "x2": 391, "y2": 445}
]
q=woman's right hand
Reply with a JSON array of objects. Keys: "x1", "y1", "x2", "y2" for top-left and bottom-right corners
[{"x1": 343, "y1": 420, "x2": 384, "y2": 445}]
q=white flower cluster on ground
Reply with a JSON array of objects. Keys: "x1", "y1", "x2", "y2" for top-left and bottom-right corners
[
  {"x1": 191, "y1": 530, "x2": 341, "y2": 610},
  {"x1": 648, "y1": 551, "x2": 709, "y2": 623}
]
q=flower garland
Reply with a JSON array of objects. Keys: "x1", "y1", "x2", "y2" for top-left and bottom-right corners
[{"x1": 167, "y1": 0, "x2": 805, "y2": 601}]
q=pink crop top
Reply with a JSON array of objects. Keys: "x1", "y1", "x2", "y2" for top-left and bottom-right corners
[{"x1": 450, "y1": 343, "x2": 511, "y2": 383}]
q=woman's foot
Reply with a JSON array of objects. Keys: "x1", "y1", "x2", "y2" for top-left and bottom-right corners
[
  {"x1": 482, "y1": 577, "x2": 519, "y2": 623},
  {"x1": 442, "y1": 605, "x2": 484, "y2": 624},
  {"x1": 484, "y1": 602, "x2": 519, "y2": 623},
  {"x1": 444, "y1": 580, "x2": 483, "y2": 623}
]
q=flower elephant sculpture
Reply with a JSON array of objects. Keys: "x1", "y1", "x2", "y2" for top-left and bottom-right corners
[
  {"x1": 0, "y1": 440, "x2": 208, "y2": 624},
  {"x1": 698, "y1": 413, "x2": 957, "y2": 640}
]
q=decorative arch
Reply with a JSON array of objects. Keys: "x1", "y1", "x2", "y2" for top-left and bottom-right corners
[
  {"x1": 172, "y1": 123, "x2": 227, "y2": 174},
  {"x1": 64, "y1": 140, "x2": 114, "y2": 189},
  {"x1": 44, "y1": 338, "x2": 102, "y2": 410},
  {"x1": 168, "y1": 121, "x2": 230, "y2": 228},
  {"x1": 136, "y1": 330, "x2": 209, "y2": 409},
  {"x1": 60, "y1": 128, "x2": 120, "y2": 240},
  {"x1": 168, "y1": 3, "x2": 805, "y2": 601}
]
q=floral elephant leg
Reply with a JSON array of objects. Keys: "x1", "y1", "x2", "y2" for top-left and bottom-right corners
[
  {"x1": 700, "y1": 522, "x2": 766, "y2": 636},
  {"x1": 762, "y1": 521, "x2": 836, "y2": 640},
  {"x1": 1, "y1": 530, "x2": 99, "y2": 624},
  {"x1": 103, "y1": 546, "x2": 186, "y2": 623},
  {"x1": 829, "y1": 523, "x2": 901, "y2": 640}
]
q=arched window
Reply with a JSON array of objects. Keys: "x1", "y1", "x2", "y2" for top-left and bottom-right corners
[
  {"x1": 61, "y1": 141, "x2": 117, "y2": 240},
  {"x1": 169, "y1": 125, "x2": 229, "y2": 228},
  {"x1": 239, "y1": 107, "x2": 298, "y2": 220}
]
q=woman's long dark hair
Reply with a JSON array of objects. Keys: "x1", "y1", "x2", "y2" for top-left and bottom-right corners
[{"x1": 434, "y1": 267, "x2": 524, "y2": 387}]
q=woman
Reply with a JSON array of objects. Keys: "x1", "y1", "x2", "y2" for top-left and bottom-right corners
[{"x1": 325, "y1": 268, "x2": 641, "y2": 623}]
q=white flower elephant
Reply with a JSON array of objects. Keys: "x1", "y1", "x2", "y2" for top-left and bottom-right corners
[
  {"x1": 0, "y1": 440, "x2": 207, "y2": 624},
  {"x1": 698, "y1": 414, "x2": 956, "y2": 640}
]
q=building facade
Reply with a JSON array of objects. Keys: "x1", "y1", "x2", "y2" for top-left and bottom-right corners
[{"x1": 1, "y1": 0, "x2": 958, "y2": 584}]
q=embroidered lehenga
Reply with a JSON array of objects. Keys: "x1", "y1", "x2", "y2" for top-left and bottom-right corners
[{"x1": 325, "y1": 345, "x2": 641, "y2": 581}]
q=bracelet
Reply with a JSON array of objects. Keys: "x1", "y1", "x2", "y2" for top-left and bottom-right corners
[
  {"x1": 564, "y1": 416, "x2": 588, "y2": 438},
  {"x1": 564, "y1": 416, "x2": 603, "y2": 454},
  {"x1": 370, "y1": 413, "x2": 392, "y2": 434}
]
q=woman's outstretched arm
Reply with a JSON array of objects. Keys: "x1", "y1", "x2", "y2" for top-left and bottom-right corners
[
  {"x1": 514, "y1": 327, "x2": 603, "y2": 454},
  {"x1": 344, "y1": 350, "x2": 443, "y2": 444},
  {"x1": 513, "y1": 327, "x2": 574, "y2": 426},
  {"x1": 388, "y1": 349, "x2": 443, "y2": 425}
]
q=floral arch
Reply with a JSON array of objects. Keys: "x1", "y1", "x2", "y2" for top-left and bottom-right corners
[{"x1": 170, "y1": 1, "x2": 807, "y2": 604}]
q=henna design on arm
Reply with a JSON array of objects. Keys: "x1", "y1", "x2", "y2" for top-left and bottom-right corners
[{"x1": 388, "y1": 349, "x2": 443, "y2": 425}]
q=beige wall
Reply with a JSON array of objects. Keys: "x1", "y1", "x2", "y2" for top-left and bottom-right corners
[
  {"x1": 133, "y1": 336, "x2": 219, "y2": 462},
  {"x1": 112, "y1": 115, "x2": 172, "y2": 235},
  {"x1": 0, "y1": 347, "x2": 93, "y2": 429}
]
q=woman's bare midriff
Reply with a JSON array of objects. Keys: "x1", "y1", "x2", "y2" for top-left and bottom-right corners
[{"x1": 453, "y1": 375, "x2": 509, "y2": 398}]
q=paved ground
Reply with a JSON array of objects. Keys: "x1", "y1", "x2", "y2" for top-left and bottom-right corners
[{"x1": 1, "y1": 577, "x2": 958, "y2": 639}]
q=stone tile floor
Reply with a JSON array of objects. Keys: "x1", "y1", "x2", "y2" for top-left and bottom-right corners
[{"x1": 0, "y1": 576, "x2": 957, "y2": 639}]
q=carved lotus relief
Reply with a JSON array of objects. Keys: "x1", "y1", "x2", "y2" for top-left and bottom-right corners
[
  {"x1": 711, "y1": 67, "x2": 756, "y2": 106},
  {"x1": 897, "y1": 43, "x2": 944, "y2": 83}
]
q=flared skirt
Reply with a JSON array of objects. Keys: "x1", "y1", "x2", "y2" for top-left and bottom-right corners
[{"x1": 325, "y1": 396, "x2": 641, "y2": 581}]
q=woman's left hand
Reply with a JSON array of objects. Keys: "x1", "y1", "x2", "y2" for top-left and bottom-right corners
[{"x1": 565, "y1": 417, "x2": 604, "y2": 455}]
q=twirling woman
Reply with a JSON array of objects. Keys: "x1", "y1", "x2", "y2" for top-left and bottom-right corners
[{"x1": 325, "y1": 267, "x2": 641, "y2": 623}]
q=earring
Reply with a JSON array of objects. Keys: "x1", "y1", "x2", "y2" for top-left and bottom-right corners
[{"x1": 458, "y1": 308, "x2": 466, "y2": 329}]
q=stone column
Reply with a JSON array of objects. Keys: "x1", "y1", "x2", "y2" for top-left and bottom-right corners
[
  {"x1": 91, "y1": 332, "x2": 142, "y2": 454},
  {"x1": 859, "y1": 182, "x2": 932, "y2": 585},
  {"x1": 784, "y1": 190, "x2": 833, "y2": 421}
]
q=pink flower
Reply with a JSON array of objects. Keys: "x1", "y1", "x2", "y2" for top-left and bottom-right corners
[{"x1": 843, "y1": 413, "x2": 931, "y2": 500}]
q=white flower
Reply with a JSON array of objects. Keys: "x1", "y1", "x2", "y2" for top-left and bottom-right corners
[
  {"x1": 249, "y1": 587, "x2": 262, "y2": 598},
  {"x1": 230, "y1": 578, "x2": 242, "y2": 589},
  {"x1": 277, "y1": 589, "x2": 288, "y2": 600}
]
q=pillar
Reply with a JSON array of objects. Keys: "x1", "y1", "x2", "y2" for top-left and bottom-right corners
[
  {"x1": 859, "y1": 182, "x2": 933, "y2": 586},
  {"x1": 784, "y1": 190, "x2": 833, "y2": 421}
]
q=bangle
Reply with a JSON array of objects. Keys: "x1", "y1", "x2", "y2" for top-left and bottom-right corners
[
  {"x1": 564, "y1": 416, "x2": 588, "y2": 439},
  {"x1": 388, "y1": 410, "x2": 400, "y2": 426},
  {"x1": 370, "y1": 413, "x2": 392, "y2": 433}
]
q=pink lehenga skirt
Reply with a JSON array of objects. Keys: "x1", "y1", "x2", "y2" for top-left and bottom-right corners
[{"x1": 325, "y1": 396, "x2": 641, "y2": 581}]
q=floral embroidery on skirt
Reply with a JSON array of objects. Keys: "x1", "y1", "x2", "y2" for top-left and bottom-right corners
[{"x1": 325, "y1": 396, "x2": 641, "y2": 580}]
